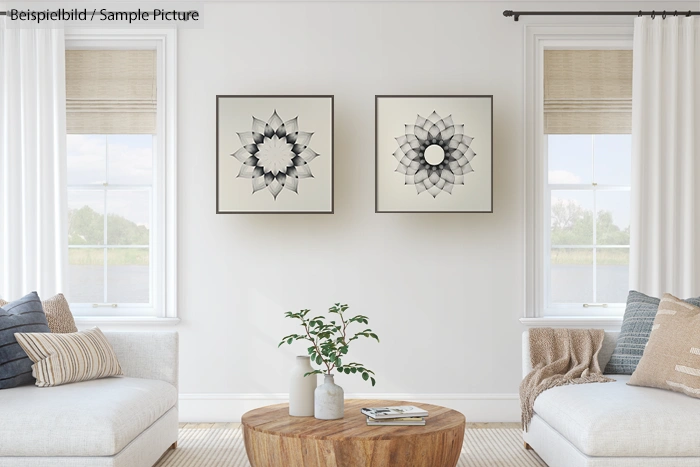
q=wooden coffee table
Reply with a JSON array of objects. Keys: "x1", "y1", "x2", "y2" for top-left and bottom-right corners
[{"x1": 242, "y1": 399, "x2": 465, "y2": 467}]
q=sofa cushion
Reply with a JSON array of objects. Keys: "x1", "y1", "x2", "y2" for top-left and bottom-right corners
[
  {"x1": 40, "y1": 293, "x2": 78, "y2": 333},
  {"x1": 16, "y1": 327, "x2": 123, "y2": 387},
  {"x1": 533, "y1": 374, "x2": 700, "y2": 457},
  {"x1": 0, "y1": 292, "x2": 51, "y2": 389},
  {"x1": 0, "y1": 377, "x2": 177, "y2": 456},
  {"x1": 605, "y1": 291, "x2": 700, "y2": 375},
  {"x1": 629, "y1": 294, "x2": 700, "y2": 399}
]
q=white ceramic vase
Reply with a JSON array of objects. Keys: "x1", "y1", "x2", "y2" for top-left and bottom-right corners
[
  {"x1": 314, "y1": 374, "x2": 344, "y2": 420},
  {"x1": 289, "y1": 356, "x2": 317, "y2": 417}
]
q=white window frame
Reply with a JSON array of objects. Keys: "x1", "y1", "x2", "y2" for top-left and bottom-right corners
[
  {"x1": 65, "y1": 29, "x2": 178, "y2": 324},
  {"x1": 522, "y1": 25, "x2": 632, "y2": 328}
]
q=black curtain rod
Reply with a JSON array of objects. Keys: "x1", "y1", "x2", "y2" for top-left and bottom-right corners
[{"x1": 504, "y1": 10, "x2": 700, "y2": 21}]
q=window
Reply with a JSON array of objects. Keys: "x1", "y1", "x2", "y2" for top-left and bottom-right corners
[
  {"x1": 523, "y1": 26, "x2": 634, "y2": 320},
  {"x1": 547, "y1": 134, "x2": 631, "y2": 310},
  {"x1": 542, "y1": 49, "x2": 632, "y2": 316},
  {"x1": 64, "y1": 31, "x2": 177, "y2": 319},
  {"x1": 67, "y1": 134, "x2": 154, "y2": 310}
]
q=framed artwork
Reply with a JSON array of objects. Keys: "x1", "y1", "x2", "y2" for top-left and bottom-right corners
[
  {"x1": 216, "y1": 95, "x2": 334, "y2": 214},
  {"x1": 375, "y1": 95, "x2": 493, "y2": 213}
]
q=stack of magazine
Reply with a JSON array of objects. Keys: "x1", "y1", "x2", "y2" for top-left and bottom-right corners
[{"x1": 361, "y1": 405, "x2": 428, "y2": 426}]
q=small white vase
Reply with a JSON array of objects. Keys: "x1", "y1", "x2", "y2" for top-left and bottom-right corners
[
  {"x1": 289, "y1": 356, "x2": 316, "y2": 417},
  {"x1": 314, "y1": 374, "x2": 344, "y2": 420}
]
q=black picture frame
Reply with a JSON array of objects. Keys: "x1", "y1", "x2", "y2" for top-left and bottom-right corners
[
  {"x1": 216, "y1": 95, "x2": 334, "y2": 214},
  {"x1": 375, "y1": 95, "x2": 494, "y2": 213}
]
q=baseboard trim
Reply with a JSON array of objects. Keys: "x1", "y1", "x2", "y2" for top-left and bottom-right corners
[{"x1": 179, "y1": 393, "x2": 520, "y2": 423}]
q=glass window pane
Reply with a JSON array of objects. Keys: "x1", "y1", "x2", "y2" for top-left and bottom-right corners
[
  {"x1": 108, "y1": 135, "x2": 153, "y2": 185},
  {"x1": 596, "y1": 191, "x2": 630, "y2": 245},
  {"x1": 67, "y1": 248, "x2": 104, "y2": 303},
  {"x1": 68, "y1": 190, "x2": 104, "y2": 245},
  {"x1": 551, "y1": 248, "x2": 593, "y2": 303},
  {"x1": 67, "y1": 135, "x2": 106, "y2": 185},
  {"x1": 548, "y1": 135, "x2": 592, "y2": 184},
  {"x1": 551, "y1": 190, "x2": 594, "y2": 245},
  {"x1": 596, "y1": 248, "x2": 630, "y2": 303},
  {"x1": 594, "y1": 135, "x2": 631, "y2": 186},
  {"x1": 107, "y1": 248, "x2": 149, "y2": 304},
  {"x1": 106, "y1": 191, "x2": 150, "y2": 245}
]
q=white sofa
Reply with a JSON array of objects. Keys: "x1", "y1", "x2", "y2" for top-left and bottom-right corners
[
  {"x1": 522, "y1": 330, "x2": 700, "y2": 467},
  {"x1": 0, "y1": 331, "x2": 179, "y2": 467}
]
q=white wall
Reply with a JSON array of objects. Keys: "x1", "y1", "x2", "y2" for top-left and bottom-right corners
[{"x1": 113, "y1": 0, "x2": 696, "y2": 422}]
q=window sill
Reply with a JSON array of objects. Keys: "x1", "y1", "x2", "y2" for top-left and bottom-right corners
[
  {"x1": 74, "y1": 316, "x2": 180, "y2": 326},
  {"x1": 520, "y1": 316, "x2": 622, "y2": 330}
]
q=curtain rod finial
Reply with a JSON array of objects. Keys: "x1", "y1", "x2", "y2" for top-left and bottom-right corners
[{"x1": 503, "y1": 10, "x2": 520, "y2": 21}]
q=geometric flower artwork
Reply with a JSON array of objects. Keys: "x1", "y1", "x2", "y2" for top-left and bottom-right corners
[
  {"x1": 216, "y1": 95, "x2": 334, "y2": 214},
  {"x1": 393, "y1": 111, "x2": 476, "y2": 198},
  {"x1": 375, "y1": 95, "x2": 493, "y2": 213},
  {"x1": 232, "y1": 111, "x2": 318, "y2": 200}
]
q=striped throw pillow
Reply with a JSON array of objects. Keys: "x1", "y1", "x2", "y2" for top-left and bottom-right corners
[
  {"x1": 629, "y1": 294, "x2": 700, "y2": 399},
  {"x1": 0, "y1": 293, "x2": 77, "y2": 334},
  {"x1": 14, "y1": 327, "x2": 123, "y2": 387},
  {"x1": 0, "y1": 292, "x2": 51, "y2": 389}
]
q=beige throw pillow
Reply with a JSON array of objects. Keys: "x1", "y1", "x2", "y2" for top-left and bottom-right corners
[
  {"x1": 14, "y1": 327, "x2": 123, "y2": 387},
  {"x1": 0, "y1": 293, "x2": 77, "y2": 333},
  {"x1": 628, "y1": 293, "x2": 700, "y2": 398}
]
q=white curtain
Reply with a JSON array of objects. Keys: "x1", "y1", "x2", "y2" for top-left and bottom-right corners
[
  {"x1": 630, "y1": 17, "x2": 700, "y2": 297},
  {"x1": 0, "y1": 20, "x2": 68, "y2": 300}
]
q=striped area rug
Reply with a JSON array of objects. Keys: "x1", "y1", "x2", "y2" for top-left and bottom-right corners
[{"x1": 156, "y1": 425, "x2": 546, "y2": 467}]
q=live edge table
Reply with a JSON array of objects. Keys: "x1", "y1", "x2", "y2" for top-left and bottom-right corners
[{"x1": 241, "y1": 399, "x2": 466, "y2": 467}]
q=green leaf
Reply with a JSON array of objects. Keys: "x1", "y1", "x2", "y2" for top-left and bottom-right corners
[
  {"x1": 351, "y1": 368, "x2": 357, "y2": 373},
  {"x1": 316, "y1": 355, "x2": 323, "y2": 365},
  {"x1": 370, "y1": 377, "x2": 376, "y2": 386},
  {"x1": 362, "y1": 372, "x2": 369, "y2": 381},
  {"x1": 344, "y1": 367, "x2": 351, "y2": 374},
  {"x1": 335, "y1": 358, "x2": 341, "y2": 367},
  {"x1": 287, "y1": 337, "x2": 293, "y2": 345}
]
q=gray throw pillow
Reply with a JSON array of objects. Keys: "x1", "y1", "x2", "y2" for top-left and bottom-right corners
[
  {"x1": 605, "y1": 290, "x2": 700, "y2": 375},
  {"x1": 0, "y1": 292, "x2": 51, "y2": 389}
]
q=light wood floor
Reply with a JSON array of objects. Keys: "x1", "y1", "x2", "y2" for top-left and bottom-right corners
[{"x1": 180, "y1": 422, "x2": 520, "y2": 429}]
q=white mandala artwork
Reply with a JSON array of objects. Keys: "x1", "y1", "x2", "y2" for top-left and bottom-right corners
[
  {"x1": 393, "y1": 111, "x2": 476, "y2": 198},
  {"x1": 375, "y1": 95, "x2": 492, "y2": 213},
  {"x1": 216, "y1": 95, "x2": 333, "y2": 214},
  {"x1": 232, "y1": 111, "x2": 319, "y2": 200}
]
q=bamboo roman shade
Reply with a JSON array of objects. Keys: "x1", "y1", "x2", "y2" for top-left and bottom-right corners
[
  {"x1": 544, "y1": 50, "x2": 632, "y2": 134},
  {"x1": 66, "y1": 50, "x2": 156, "y2": 134}
]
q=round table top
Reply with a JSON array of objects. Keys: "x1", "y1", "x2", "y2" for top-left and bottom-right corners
[{"x1": 241, "y1": 399, "x2": 466, "y2": 441}]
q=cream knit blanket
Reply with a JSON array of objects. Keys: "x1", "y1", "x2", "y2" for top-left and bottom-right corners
[{"x1": 520, "y1": 328, "x2": 614, "y2": 430}]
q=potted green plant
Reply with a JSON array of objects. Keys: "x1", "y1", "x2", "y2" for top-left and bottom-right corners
[{"x1": 279, "y1": 303, "x2": 380, "y2": 419}]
